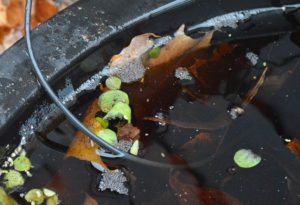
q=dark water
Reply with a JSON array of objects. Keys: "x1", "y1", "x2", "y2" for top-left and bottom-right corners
[{"x1": 10, "y1": 29, "x2": 300, "y2": 204}]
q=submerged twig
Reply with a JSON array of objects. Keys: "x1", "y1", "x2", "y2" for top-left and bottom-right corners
[{"x1": 242, "y1": 67, "x2": 268, "y2": 107}]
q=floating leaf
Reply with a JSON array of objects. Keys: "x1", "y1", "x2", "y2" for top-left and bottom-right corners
[
  {"x1": 169, "y1": 171, "x2": 242, "y2": 205},
  {"x1": 96, "y1": 129, "x2": 117, "y2": 145},
  {"x1": 95, "y1": 117, "x2": 109, "y2": 129},
  {"x1": 286, "y1": 138, "x2": 300, "y2": 156},
  {"x1": 98, "y1": 90, "x2": 129, "y2": 113},
  {"x1": 66, "y1": 100, "x2": 109, "y2": 170},
  {"x1": 3, "y1": 170, "x2": 24, "y2": 189},
  {"x1": 13, "y1": 156, "x2": 31, "y2": 172},
  {"x1": 130, "y1": 140, "x2": 139, "y2": 155},
  {"x1": 104, "y1": 102, "x2": 131, "y2": 124},
  {"x1": 234, "y1": 149, "x2": 261, "y2": 168},
  {"x1": 25, "y1": 189, "x2": 44, "y2": 205},
  {"x1": 46, "y1": 195, "x2": 58, "y2": 205},
  {"x1": 105, "y1": 76, "x2": 122, "y2": 90},
  {"x1": 143, "y1": 24, "x2": 214, "y2": 68},
  {"x1": 109, "y1": 33, "x2": 159, "y2": 82},
  {"x1": 43, "y1": 188, "x2": 56, "y2": 198},
  {"x1": 0, "y1": 186, "x2": 19, "y2": 205},
  {"x1": 148, "y1": 47, "x2": 160, "y2": 58}
]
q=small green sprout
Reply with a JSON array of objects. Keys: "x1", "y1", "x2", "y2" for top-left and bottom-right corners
[
  {"x1": 43, "y1": 188, "x2": 56, "y2": 198},
  {"x1": 104, "y1": 102, "x2": 131, "y2": 124},
  {"x1": 0, "y1": 186, "x2": 19, "y2": 205},
  {"x1": 98, "y1": 90, "x2": 129, "y2": 113},
  {"x1": 105, "y1": 76, "x2": 122, "y2": 90},
  {"x1": 130, "y1": 140, "x2": 139, "y2": 155},
  {"x1": 95, "y1": 117, "x2": 109, "y2": 129},
  {"x1": 148, "y1": 47, "x2": 161, "y2": 58},
  {"x1": 96, "y1": 129, "x2": 118, "y2": 145},
  {"x1": 25, "y1": 189, "x2": 44, "y2": 205},
  {"x1": 3, "y1": 170, "x2": 24, "y2": 189},
  {"x1": 234, "y1": 149, "x2": 261, "y2": 168}
]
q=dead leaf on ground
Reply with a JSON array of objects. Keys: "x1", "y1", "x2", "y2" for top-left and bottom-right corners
[
  {"x1": 0, "y1": 0, "x2": 58, "y2": 54},
  {"x1": 287, "y1": 138, "x2": 300, "y2": 157},
  {"x1": 143, "y1": 25, "x2": 214, "y2": 68},
  {"x1": 66, "y1": 99, "x2": 109, "y2": 170},
  {"x1": 169, "y1": 171, "x2": 242, "y2": 205}
]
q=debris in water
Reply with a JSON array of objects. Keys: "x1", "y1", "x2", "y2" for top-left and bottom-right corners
[
  {"x1": 99, "y1": 169, "x2": 128, "y2": 195},
  {"x1": 227, "y1": 106, "x2": 244, "y2": 119},
  {"x1": 233, "y1": 149, "x2": 261, "y2": 168},
  {"x1": 175, "y1": 67, "x2": 193, "y2": 80},
  {"x1": 25, "y1": 189, "x2": 44, "y2": 205},
  {"x1": 245, "y1": 52, "x2": 259, "y2": 66},
  {"x1": 154, "y1": 112, "x2": 166, "y2": 126}
]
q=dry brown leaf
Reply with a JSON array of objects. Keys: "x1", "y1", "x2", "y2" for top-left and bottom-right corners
[
  {"x1": 84, "y1": 193, "x2": 98, "y2": 205},
  {"x1": 66, "y1": 99, "x2": 109, "y2": 170},
  {"x1": 110, "y1": 33, "x2": 159, "y2": 68},
  {"x1": 143, "y1": 25, "x2": 214, "y2": 68}
]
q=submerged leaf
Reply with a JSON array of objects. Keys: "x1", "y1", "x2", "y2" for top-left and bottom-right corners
[
  {"x1": 25, "y1": 189, "x2": 44, "y2": 205},
  {"x1": 96, "y1": 129, "x2": 118, "y2": 145},
  {"x1": 181, "y1": 133, "x2": 212, "y2": 150},
  {"x1": 84, "y1": 193, "x2": 98, "y2": 205},
  {"x1": 0, "y1": 186, "x2": 19, "y2": 205},
  {"x1": 118, "y1": 124, "x2": 140, "y2": 140},
  {"x1": 98, "y1": 90, "x2": 129, "y2": 113},
  {"x1": 169, "y1": 171, "x2": 242, "y2": 205},
  {"x1": 3, "y1": 170, "x2": 24, "y2": 189},
  {"x1": 287, "y1": 138, "x2": 300, "y2": 156},
  {"x1": 66, "y1": 100, "x2": 109, "y2": 170},
  {"x1": 234, "y1": 149, "x2": 261, "y2": 168},
  {"x1": 105, "y1": 76, "x2": 122, "y2": 90}
]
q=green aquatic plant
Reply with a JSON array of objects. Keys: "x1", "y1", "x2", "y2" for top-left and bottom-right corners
[
  {"x1": 25, "y1": 189, "x2": 44, "y2": 205},
  {"x1": 104, "y1": 102, "x2": 131, "y2": 124},
  {"x1": 98, "y1": 90, "x2": 129, "y2": 113},
  {"x1": 3, "y1": 170, "x2": 24, "y2": 189},
  {"x1": 13, "y1": 156, "x2": 32, "y2": 176},
  {"x1": 0, "y1": 186, "x2": 19, "y2": 205},
  {"x1": 105, "y1": 76, "x2": 122, "y2": 90},
  {"x1": 130, "y1": 140, "x2": 139, "y2": 155},
  {"x1": 96, "y1": 129, "x2": 118, "y2": 145},
  {"x1": 95, "y1": 117, "x2": 109, "y2": 129},
  {"x1": 234, "y1": 149, "x2": 261, "y2": 168},
  {"x1": 148, "y1": 47, "x2": 161, "y2": 58}
]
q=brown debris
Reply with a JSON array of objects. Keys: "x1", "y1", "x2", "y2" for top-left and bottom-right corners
[{"x1": 118, "y1": 123, "x2": 140, "y2": 141}]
